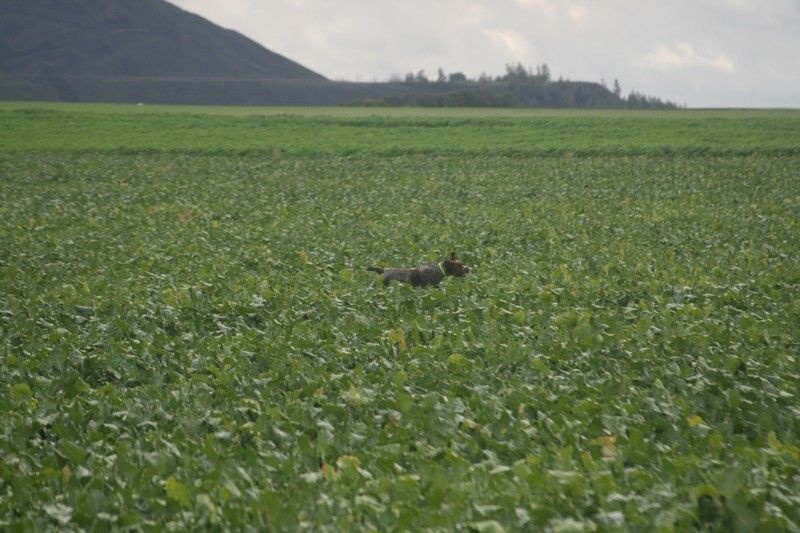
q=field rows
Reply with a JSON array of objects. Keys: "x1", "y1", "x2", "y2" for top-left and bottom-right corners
[
  {"x1": 2, "y1": 104, "x2": 800, "y2": 156},
  {"x1": 1, "y1": 106, "x2": 800, "y2": 530}
]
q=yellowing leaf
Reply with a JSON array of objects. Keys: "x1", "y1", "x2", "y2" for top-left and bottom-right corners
[
  {"x1": 165, "y1": 476, "x2": 191, "y2": 507},
  {"x1": 336, "y1": 455, "x2": 361, "y2": 469},
  {"x1": 321, "y1": 462, "x2": 339, "y2": 481},
  {"x1": 10, "y1": 383, "x2": 32, "y2": 401},
  {"x1": 593, "y1": 435, "x2": 617, "y2": 458},
  {"x1": 448, "y1": 353, "x2": 468, "y2": 367},
  {"x1": 393, "y1": 370, "x2": 407, "y2": 386},
  {"x1": 61, "y1": 465, "x2": 72, "y2": 485},
  {"x1": 162, "y1": 287, "x2": 190, "y2": 307},
  {"x1": 687, "y1": 415, "x2": 704, "y2": 428},
  {"x1": 386, "y1": 329, "x2": 406, "y2": 350},
  {"x1": 461, "y1": 418, "x2": 481, "y2": 432}
]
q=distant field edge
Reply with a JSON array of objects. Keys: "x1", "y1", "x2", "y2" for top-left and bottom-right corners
[
  {"x1": 2, "y1": 100, "x2": 800, "y2": 118},
  {"x1": 3, "y1": 148, "x2": 799, "y2": 158},
  {"x1": 2, "y1": 102, "x2": 798, "y2": 156}
]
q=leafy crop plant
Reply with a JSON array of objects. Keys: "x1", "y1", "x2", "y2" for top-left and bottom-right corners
[{"x1": 1, "y1": 103, "x2": 799, "y2": 530}]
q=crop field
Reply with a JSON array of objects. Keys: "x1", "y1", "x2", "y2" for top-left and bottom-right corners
[{"x1": 1, "y1": 103, "x2": 799, "y2": 530}]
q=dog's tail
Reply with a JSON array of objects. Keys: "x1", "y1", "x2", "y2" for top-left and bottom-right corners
[{"x1": 366, "y1": 266, "x2": 384, "y2": 274}]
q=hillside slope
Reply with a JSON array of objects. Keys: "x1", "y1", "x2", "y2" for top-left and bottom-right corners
[
  {"x1": 0, "y1": 0, "x2": 673, "y2": 108},
  {"x1": 0, "y1": 0, "x2": 324, "y2": 80}
]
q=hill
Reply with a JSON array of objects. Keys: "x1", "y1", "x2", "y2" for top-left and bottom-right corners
[
  {"x1": 0, "y1": 0, "x2": 324, "y2": 80},
  {"x1": 0, "y1": 1, "x2": 675, "y2": 108}
]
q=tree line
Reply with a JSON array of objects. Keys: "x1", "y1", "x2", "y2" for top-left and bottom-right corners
[{"x1": 380, "y1": 63, "x2": 680, "y2": 109}]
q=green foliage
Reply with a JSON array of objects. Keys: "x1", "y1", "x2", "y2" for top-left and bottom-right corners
[
  {"x1": 2, "y1": 103, "x2": 799, "y2": 156},
  {"x1": 1, "y1": 104, "x2": 799, "y2": 529}
]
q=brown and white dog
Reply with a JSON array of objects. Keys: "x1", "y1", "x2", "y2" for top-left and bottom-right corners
[{"x1": 367, "y1": 252, "x2": 470, "y2": 287}]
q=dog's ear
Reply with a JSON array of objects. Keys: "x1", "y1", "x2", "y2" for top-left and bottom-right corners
[{"x1": 449, "y1": 251, "x2": 457, "y2": 260}]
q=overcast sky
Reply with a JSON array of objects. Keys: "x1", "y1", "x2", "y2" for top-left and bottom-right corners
[{"x1": 168, "y1": 0, "x2": 799, "y2": 108}]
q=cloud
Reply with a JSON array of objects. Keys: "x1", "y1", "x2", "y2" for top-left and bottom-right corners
[
  {"x1": 638, "y1": 43, "x2": 735, "y2": 72},
  {"x1": 514, "y1": 0, "x2": 587, "y2": 27},
  {"x1": 567, "y1": 5, "x2": 589, "y2": 27},
  {"x1": 483, "y1": 28, "x2": 533, "y2": 63},
  {"x1": 512, "y1": 0, "x2": 557, "y2": 13},
  {"x1": 169, "y1": 0, "x2": 799, "y2": 106}
]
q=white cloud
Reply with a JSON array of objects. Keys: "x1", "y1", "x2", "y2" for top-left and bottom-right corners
[
  {"x1": 638, "y1": 43, "x2": 735, "y2": 72},
  {"x1": 513, "y1": 0, "x2": 557, "y2": 14},
  {"x1": 567, "y1": 5, "x2": 589, "y2": 27},
  {"x1": 483, "y1": 28, "x2": 533, "y2": 63},
  {"x1": 514, "y1": 0, "x2": 587, "y2": 26},
  {"x1": 168, "y1": 0, "x2": 800, "y2": 106}
]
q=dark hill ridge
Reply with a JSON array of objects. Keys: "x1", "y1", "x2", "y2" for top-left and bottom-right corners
[
  {"x1": 0, "y1": 0, "x2": 324, "y2": 79},
  {"x1": 0, "y1": 0, "x2": 675, "y2": 108}
]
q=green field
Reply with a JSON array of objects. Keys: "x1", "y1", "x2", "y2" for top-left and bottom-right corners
[
  {"x1": 1, "y1": 103, "x2": 799, "y2": 530},
  {"x1": 3, "y1": 102, "x2": 800, "y2": 156}
]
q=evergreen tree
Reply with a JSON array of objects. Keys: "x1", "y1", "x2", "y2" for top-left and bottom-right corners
[{"x1": 536, "y1": 63, "x2": 551, "y2": 81}]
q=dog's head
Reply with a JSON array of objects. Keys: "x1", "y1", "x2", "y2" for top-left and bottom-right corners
[{"x1": 442, "y1": 252, "x2": 470, "y2": 277}]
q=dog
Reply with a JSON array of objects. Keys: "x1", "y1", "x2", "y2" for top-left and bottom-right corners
[{"x1": 367, "y1": 252, "x2": 470, "y2": 287}]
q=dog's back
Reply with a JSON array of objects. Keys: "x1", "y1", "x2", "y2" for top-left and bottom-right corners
[{"x1": 368, "y1": 253, "x2": 469, "y2": 287}]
